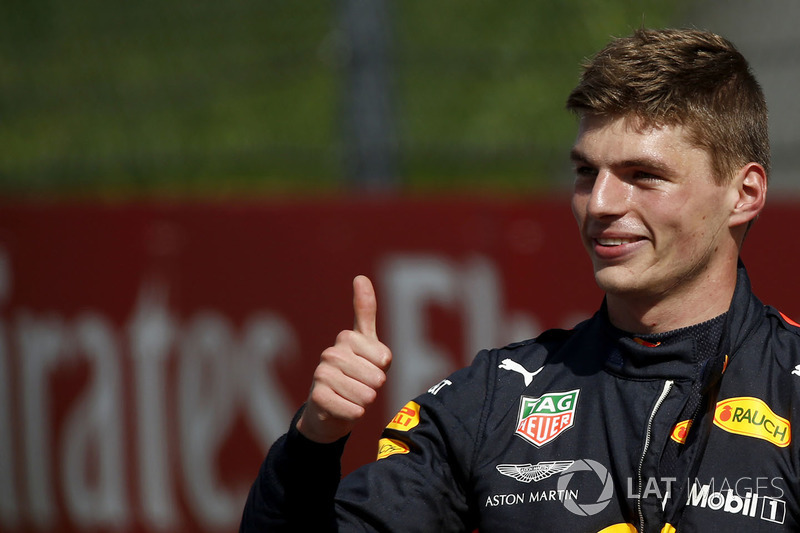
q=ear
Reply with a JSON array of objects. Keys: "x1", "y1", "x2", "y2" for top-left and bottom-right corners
[{"x1": 728, "y1": 162, "x2": 767, "y2": 229}]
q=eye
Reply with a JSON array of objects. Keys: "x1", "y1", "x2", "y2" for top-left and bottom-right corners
[
  {"x1": 572, "y1": 166, "x2": 597, "y2": 193},
  {"x1": 632, "y1": 170, "x2": 662, "y2": 182},
  {"x1": 574, "y1": 165, "x2": 598, "y2": 179}
]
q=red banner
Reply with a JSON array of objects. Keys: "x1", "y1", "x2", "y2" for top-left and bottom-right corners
[{"x1": 0, "y1": 198, "x2": 796, "y2": 532}]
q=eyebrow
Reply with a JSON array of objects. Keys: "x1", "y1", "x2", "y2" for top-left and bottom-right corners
[
  {"x1": 569, "y1": 148, "x2": 589, "y2": 164},
  {"x1": 569, "y1": 148, "x2": 672, "y2": 174}
]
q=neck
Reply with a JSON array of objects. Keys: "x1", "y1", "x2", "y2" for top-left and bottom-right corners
[{"x1": 606, "y1": 264, "x2": 738, "y2": 334}]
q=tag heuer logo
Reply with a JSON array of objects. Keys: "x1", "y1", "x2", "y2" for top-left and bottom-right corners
[{"x1": 515, "y1": 389, "x2": 579, "y2": 447}]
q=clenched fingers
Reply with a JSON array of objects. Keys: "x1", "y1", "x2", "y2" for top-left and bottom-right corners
[{"x1": 334, "y1": 329, "x2": 392, "y2": 371}]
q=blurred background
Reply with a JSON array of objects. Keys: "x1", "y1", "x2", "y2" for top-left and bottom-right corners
[
  {"x1": 2, "y1": 1, "x2": 800, "y2": 532},
  {"x1": 2, "y1": 0, "x2": 800, "y2": 198}
]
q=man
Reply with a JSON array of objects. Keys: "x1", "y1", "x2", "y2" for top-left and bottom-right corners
[{"x1": 241, "y1": 28, "x2": 797, "y2": 532}]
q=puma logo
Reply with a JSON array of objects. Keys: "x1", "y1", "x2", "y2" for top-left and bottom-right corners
[{"x1": 498, "y1": 358, "x2": 543, "y2": 386}]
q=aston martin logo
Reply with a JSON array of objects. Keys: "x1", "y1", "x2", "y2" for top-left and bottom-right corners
[{"x1": 496, "y1": 460, "x2": 574, "y2": 483}]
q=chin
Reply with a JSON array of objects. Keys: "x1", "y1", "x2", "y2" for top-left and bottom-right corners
[{"x1": 593, "y1": 268, "x2": 641, "y2": 295}]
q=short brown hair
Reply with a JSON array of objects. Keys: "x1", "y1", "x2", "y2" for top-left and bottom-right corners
[{"x1": 566, "y1": 28, "x2": 770, "y2": 183}]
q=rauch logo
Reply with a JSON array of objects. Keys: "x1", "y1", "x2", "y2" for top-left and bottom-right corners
[{"x1": 713, "y1": 397, "x2": 790, "y2": 447}]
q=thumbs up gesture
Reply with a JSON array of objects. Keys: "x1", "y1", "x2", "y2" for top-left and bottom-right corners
[{"x1": 296, "y1": 276, "x2": 393, "y2": 443}]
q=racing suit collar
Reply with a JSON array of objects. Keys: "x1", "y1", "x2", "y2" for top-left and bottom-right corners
[
  {"x1": 599, "y1": 314, "x2": 706, "y2": 381},
  {"x1": 598, "y1": 260, "x2": 762, "y2": 385}
]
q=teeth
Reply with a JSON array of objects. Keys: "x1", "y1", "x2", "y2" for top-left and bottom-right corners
[{"x1": 597, "y1": 238, "x2": 636, "y2": 246}]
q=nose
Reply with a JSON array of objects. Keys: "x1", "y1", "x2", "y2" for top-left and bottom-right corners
[{"x1": 585, "y1": 171, "x2": 628, "y2": 218}]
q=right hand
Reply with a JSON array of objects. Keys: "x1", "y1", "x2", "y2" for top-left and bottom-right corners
[{"x1": 296, "y1": 275, "x2": 393, "y2": 443}]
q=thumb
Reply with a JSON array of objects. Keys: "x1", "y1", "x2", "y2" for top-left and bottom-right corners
[{"x1": 353, "y1": 275, "x2": 378, "y2": 338}]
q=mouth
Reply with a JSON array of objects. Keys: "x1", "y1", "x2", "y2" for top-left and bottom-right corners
[
  {"x1": 595, "y1": 237, "x2": 641, "y2": 247},
  {"x1": 590, "y1": 235, "x2": 646, "y2": 260}
]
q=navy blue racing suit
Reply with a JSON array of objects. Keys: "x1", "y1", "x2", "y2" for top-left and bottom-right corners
[{"x1": 241, "y1": 263, "x2": 800, "y2": 532}]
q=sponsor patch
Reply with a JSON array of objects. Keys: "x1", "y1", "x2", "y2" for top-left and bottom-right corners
[
  {"x1": 670, "y1": 420, "x2": 692, "y2": 444},
  {"x1": 498, "y1": 358, "x2": 543, "y2": 386},
  {"x1": 386, "y1": 401, "x2": 421, "y2": 432},
  {"x1": 486, "y1": 457, "x2": 612, "y2": 517},
  {"x1": 713, "y1": 397, "x2": 790, "y2": 447},
  {"x1": 597, "y1": 525, "x2": 637, "y2": 533},
  {"x1": 515, "y1": 389, "x2": 579, "y2": 447},
  {"x1": 686, "y1": 480, "x2": 786, "y2": 524},
  {"x1": 376, "y1": 438, "x2": 410, "y2": 460},
  {"x1": 427, "y1": 379, "x2": 452, "y2": 395},
  {"x1": 496, "y1": 460, "x2": 574, "y2": 483}
]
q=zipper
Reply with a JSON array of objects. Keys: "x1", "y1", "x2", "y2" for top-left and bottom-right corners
[{"x1": 637, "y1": 379, "x2": 674, "y2": 532}]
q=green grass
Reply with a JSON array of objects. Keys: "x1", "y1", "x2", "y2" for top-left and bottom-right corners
[{"x1": 0, "y1": 0, "x2": 686, "y2": 198}]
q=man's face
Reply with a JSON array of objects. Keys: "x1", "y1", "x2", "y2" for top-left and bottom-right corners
[{"x1": 570, "y1": 114, "x2": 738, "y2": 305}]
